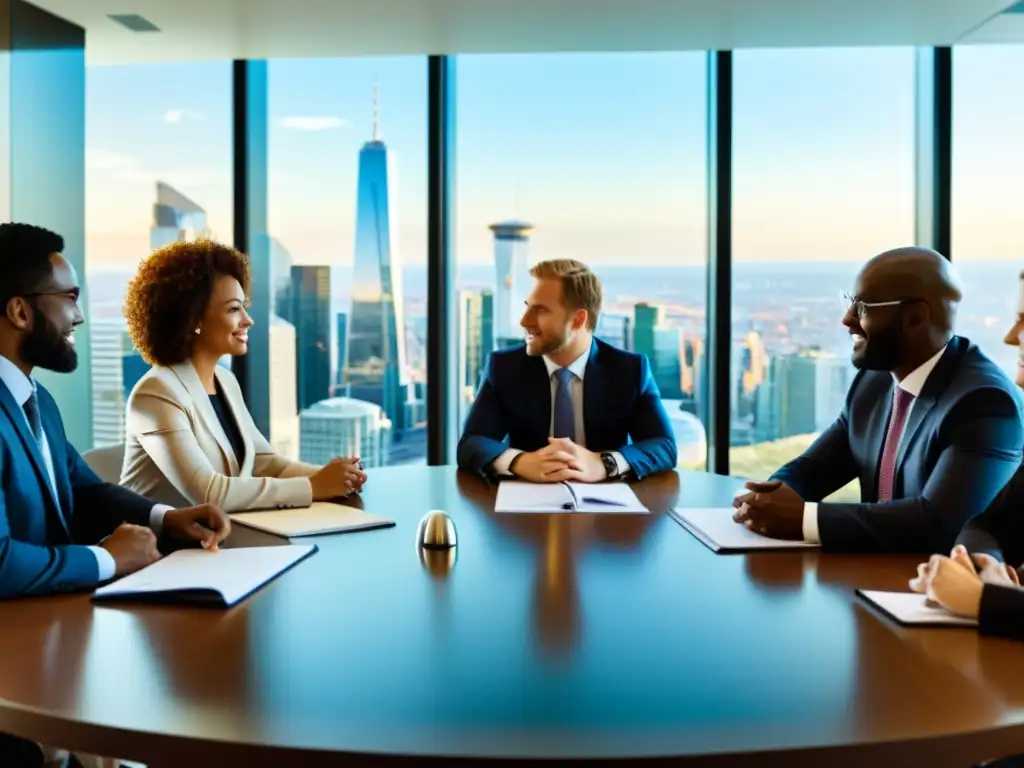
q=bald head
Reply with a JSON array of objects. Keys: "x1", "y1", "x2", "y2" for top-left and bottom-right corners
[{"x1": 856, "y1": 246, "x2": 961, "y2": 334}]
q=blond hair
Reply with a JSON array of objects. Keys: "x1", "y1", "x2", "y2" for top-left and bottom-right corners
[{"x1": 529, "y1": 259, "x2": 602, "y2": 330}]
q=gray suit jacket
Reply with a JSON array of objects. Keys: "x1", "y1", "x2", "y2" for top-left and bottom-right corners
[{"x1": 771, "y1": 336, "x2": 1023, "y2": 553}]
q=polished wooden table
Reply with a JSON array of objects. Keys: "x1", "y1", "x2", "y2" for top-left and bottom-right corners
[{"x1": 2, "y1": 467, "x2": 1024, "y2": 767}]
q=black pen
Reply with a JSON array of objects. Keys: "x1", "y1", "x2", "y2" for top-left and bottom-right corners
[{"x1": 560, "y1": 481, "x2": 579, "y2": 511}]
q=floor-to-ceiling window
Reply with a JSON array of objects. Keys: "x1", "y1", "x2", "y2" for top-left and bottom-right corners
[
  {"x1": 454, "y1": 52, "x2": 709, "y2": 469},
  {"x1": 952, "y1": 45, "x2": 1024, "y2": 381},
  {"x1": 267, "y1": 57, "x2": 427, "y2": 467},
  {"x1": 86, "y1": 61, "x2": 233, "y2": 449},
  {"x1": 729, "y1": 48, "x2": 916, "y2": 496}
]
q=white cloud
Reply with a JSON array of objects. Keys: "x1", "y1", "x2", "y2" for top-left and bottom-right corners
[
  {"x1": 86, "y1": 148, "x2": 136, "y2": 172},
  {"x1": 280, "y1": 116, "x2": 348, "y2": 132},
  {"x1": 163, "y1": 108, "x2": 204, "y2": 123}
]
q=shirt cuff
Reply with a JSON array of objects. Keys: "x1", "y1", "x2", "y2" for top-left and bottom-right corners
[
  {"x1": 493, "y1": 448, "x2": 524, "y2": 476},
  {"x1": 611, "y1": 451, "x2": 631, "y2": 478},
  {"x1": 149, "y1": 504, "x2": 173, "y2": 535},
  {"x1": 89, "y1": 545, "x2": 117, "y2": 582},
  {"x1": 802, "y1": 502, "x2": 820, "y2": 544}
]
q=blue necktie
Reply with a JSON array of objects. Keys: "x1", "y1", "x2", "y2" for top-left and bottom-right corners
[{"x1": 553, "y1": 368, "x2": 575, "y2": 440}]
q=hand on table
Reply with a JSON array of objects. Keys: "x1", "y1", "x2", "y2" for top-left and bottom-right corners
[
  {"x1": 311, "y1": 456, "x2": 367, "y2": 498},
  {"x1": 100, "y1": 523, "x2": 162, "y2": 575},
  {"x1": 538, "y1": 438, "x2": 607, "y2": 483},
  {"x1": 731, "y1": 479, "x2": 805, "y2": 540},
  {"x1": 908, "y1": 545, "x2": 986, "y2": 618},
  {"x1": 163, "y1": 503, "x2": 231, "y2": 552}
]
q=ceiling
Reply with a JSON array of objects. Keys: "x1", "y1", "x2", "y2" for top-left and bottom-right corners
[{"x1": 28, "y1": 0, "x2": 1024, "y2": 66}]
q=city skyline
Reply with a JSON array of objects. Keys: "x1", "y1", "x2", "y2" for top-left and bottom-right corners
[{"x1": 85, "y1": 46, "x2": 1024, "y2": 272}]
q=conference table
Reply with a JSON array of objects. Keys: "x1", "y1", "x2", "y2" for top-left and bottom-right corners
[{"x1": 2, "y1": 467, "x2": 1024, "y2": 767}]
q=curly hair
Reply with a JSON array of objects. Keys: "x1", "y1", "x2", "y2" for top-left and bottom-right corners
[{"x1": 124, "y1": 239, "x2": 251, "y2": 366}]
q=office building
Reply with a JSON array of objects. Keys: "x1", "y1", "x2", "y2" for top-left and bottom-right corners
[
  {"x1": 150, "y1": 181, "x2": 210, "y2": 250},
  {"x1": 490, "y1": 220, "x2": 533, "y2": 343},
  {"x1": 596, "y1": 313, "x2": 631, "y2": 351},
  {"x1": 299, "y1": 397, "x2": 392, "y2": 468},
  {"x1": 343, "y1": 84, "x2": 409, "y2": 431},
  {"x1": 458, "y1": 290, "x2": 494, "y2": 408},
  {"x1": 90, "y1": 318, "x2": 130, "y2": 448},
  {"x1": 271, "y1": 237, "x2": 294, "y2": 321},
  {"x1": 269, "y1": 316, "x2": 300, "y2": 461},
  {"x1": 632, "y1": 303, "x2": 684, "y2": 400},
  {"x1": 291, "y1": 265, "x2": 332, "y2": 411}
]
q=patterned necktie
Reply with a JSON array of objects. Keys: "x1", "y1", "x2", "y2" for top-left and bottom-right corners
[
  {"x1": 552, "y1": 368, "x2": 575, "y2": 440},
  {"x1": 877, "y1": 387, "x2": 915, "y2": 502}
]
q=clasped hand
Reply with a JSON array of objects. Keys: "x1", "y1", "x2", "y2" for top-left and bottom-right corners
[
  {"x1": 511, "y1": 437, "x2": 606, "y2": 483},
  {"x1": 731, "y1": 479, "x2": 805, "y2": 540},
  {"x1": 908, "y1": 544, "x2": 1022, "y2": 618}
]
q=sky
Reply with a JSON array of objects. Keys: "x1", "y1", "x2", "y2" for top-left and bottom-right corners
[{"x1": 84, "y1": 46, "x2": 1024, "y2": 272}]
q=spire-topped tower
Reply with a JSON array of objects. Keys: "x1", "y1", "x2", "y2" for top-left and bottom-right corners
[{"x1": 372, "y1": 79, "x2": 380, "y2": 142}]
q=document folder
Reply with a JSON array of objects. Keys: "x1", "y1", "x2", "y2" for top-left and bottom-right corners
[
  {"x1": 668, "y1": 507, "x2": 819, "y2": 553},
  {"x1": 230, "y1": 502, "x2": 394, "y2": 538}
]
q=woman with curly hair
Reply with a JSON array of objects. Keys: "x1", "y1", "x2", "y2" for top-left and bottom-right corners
[{"x1": 120, "y1": 239, "x2": 365, "y2": 512}]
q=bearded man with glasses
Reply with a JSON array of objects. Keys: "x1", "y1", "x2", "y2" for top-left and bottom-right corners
[{"x1": 733, "y1": 246, "x2": 1023, "y2": 554}]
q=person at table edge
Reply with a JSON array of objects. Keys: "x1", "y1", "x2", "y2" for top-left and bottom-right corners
[
  {"x1": 733, "y1": 246, "x2": 1022, "y2": 553},
  {"x1": 457, "y1": 258, "x2": 677, "y2": 483}
]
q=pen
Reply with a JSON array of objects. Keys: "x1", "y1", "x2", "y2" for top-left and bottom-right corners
[{"x1": 560, "y1": 481, "x2": 579, "y2": 511}]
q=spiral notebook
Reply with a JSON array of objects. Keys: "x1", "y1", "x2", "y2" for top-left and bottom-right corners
[{"x1": 92, "y1": 544, "x2": 317, "y2": 607}]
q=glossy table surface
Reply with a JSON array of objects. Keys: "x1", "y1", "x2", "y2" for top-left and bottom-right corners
[{"x1": 2, "y1": 466, "x2": 1024, "y2": 767}]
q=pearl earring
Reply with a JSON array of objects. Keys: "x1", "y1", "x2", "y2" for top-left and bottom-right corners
[{"x1": 194, "y1": 328, "x2": 201, "y2": 335}]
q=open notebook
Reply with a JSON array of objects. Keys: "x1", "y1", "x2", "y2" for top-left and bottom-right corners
[
  {"x1": 857, "y1": 590, "x2": 979, "y2": 627},
  {"x1": 92, "y1": 545, "x2": 317, "y2": 607},
  {"x1": 495, "y1": 480, "x2": 648, "y2": 514},
  {"x1": 668, "y1": 507, "x2": 819, "y2": 553},
  {"x1": 229, "y1": 502, "x2": 395, "y2": 538}
]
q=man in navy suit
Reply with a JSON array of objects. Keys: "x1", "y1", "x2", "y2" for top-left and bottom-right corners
[
  {"x1": 733, "y1": 247, "x2": 1022, "y2": 553},
  {"x1": 457, "y1": 258, "x2": 676, "y2": 483}
]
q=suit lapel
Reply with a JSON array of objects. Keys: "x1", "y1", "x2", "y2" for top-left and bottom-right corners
[
  {"x1": 0, "y1": 381, "x2": 65, "y2": 533},
  {"x1": 171, "y1": 362, "x2": 239, "y2": 476},
  {"x1": 39, "y1": 402, "x2": 73, "y2": 538},
  {"x1": 216, "y1": 367, "x2": 253, "y2": 475},
  {"x1": 582, "y1": 339, "x2": 604, "y2": 450},
  {"x1": 894, "y1": 340, "x2": 962, "y2": 477}
]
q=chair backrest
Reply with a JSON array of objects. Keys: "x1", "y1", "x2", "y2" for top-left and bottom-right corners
[{"x1": 82, "y1": 443, "x2": 126, "y2": 485}]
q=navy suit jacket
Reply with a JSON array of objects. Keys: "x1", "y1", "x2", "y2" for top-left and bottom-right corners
[
  {"x1": 0, "y1": 379, "x2": 153, "y2": 598},
  {"x1": 770, "y1": 336, "x2": 1023, "y2": 553},
  {"x1": 457, "y1": 338, "x2": 677, "y2": 480}
]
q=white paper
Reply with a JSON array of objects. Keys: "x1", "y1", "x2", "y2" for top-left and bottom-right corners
[
  {"x1": 93, "y1": 545, "x2": 316, "y2": 607},
  {"x1": 858, "y1": 590, "x2": 978, "y2": 627},
  {"x1": 495, "y1": 480, "x2": 648, "y2": 514},
  {"x1": 230, "y1": 502, "x2": 394, "y2": 538},
  {"x1": 669, "y1": 507, "x2": 819, "y2": 552}
]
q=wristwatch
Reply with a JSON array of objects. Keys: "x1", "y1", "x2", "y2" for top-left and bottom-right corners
[{"x1": 600, "y1": 451, "x2": 619, "y2": 479}]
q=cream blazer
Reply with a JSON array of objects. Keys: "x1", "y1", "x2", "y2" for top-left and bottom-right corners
[{"x1": 121, "y1": 362, "x2": 318, "y2": 512}]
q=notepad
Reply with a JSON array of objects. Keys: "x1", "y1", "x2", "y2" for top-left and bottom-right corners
[
  {"x1": 494, "y1": 480, "x2": 649, "y2": 514},
  {"x1": 92, "y1": 545, "x2": 317, "y2": 607},
  {"x1": 229, "y1": 502, "x2": 395, "y2": 538},
  {"x1": 668, "y1": 507, "x2": 820, "y2": 553},
  {"x1": 857, "y1": 590, "x2": 979, "y2": 627}
]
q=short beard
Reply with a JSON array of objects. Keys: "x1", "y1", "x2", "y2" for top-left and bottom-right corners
[
  {"x1": 20, "y1": 308, "x2": 77, "y2": 373},
  {"x1": 852, "y1": 324, "x2": 903, "y2": 372}
]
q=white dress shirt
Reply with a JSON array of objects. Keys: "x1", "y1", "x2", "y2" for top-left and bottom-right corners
[
  {"x1": 802, "y1": 344, "x2": 948, "y2": 543},
  {"x1": 0, "y1": 354, "x2": 170, "y2": 581},
  {"x1": 492, "y1": 344, "x2": 631, "y2": 477}
]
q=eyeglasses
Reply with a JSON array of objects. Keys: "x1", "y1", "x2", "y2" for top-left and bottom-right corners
[
  {"x1": 21, "y1": 290, "x2": 81, "y2": 306},
  {"x1": 840, "y1": 292, "x2": 918, "y2": 318}
]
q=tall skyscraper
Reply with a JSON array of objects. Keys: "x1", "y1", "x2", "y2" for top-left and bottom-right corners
[
  {"x1": 458, "y1": 290, "x2": 494, "y2": 410},
  {"x1": 269, "y1": 316, "x2": 300, "y2": 461},
  {"x1": 490, "y1": 220, "x2": 533, "y2": 344},
  {"x1": 291, "y1": 265, "x2": 332, "y2": 410},
  {"x1": 596, "y1": 313, "x2": 631, "y2": 351},
  {"x1": 343, "y1": 84, "x2": 408, "y2": 431},
  {"x1": 90, "y1": 318, "x2": 130, "y2": 448},
  {"x1": 270, "y1": 237, "x2": 294, "y2": 320},
  {"x1": 632, "y1": 303, "x2": 684, "y2": 399},
  {"x1": 150, "y1": 181, "x2": 210, "y2": 250}
]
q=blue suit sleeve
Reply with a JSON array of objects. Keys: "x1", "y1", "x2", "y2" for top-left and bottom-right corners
[
  {"x1": 816, "y1": 388, "x2": 1023, "y2": 553},
  {"x1": 67, "y1": 440, "x2": 153, "y2": 545},
  {"x1": 0, "y1": 448, "x2": 102, "y2": 598},
  {"x1": 617, "y1": 354, "x2": 677, "y2": 479},
  {"x1": 457, "y1": 355, "x2": 511, "y2": 477}
]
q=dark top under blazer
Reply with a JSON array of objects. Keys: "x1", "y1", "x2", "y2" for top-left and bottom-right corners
[
  {"x1": 457, "y1": 338, "x2": 677, "y2": 480},
  {"x1": 769, "y1": 336, "x2": 1023, "y2": 554},
  {"x1": 209, "y1": 383, "x2": 246, "y2": 466},
  {"x1": 0, "y1": 379, "x2": 154, "y2": 598}
]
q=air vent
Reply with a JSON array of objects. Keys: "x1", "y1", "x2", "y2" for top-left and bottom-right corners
[{"x1": 108, "y1": 14, "x2": 160, "y2": 32}]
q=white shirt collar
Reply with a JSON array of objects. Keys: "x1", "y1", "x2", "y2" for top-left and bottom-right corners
[
  {"x1": 894, "y1": 343, "x2": 947, "y2": 397},
  {"x1": 543, "y1": 342, "x2": 591, "y2": 382},
  {"x1": 0, "y1": 353, "x2": 35, "y2": 407}
]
